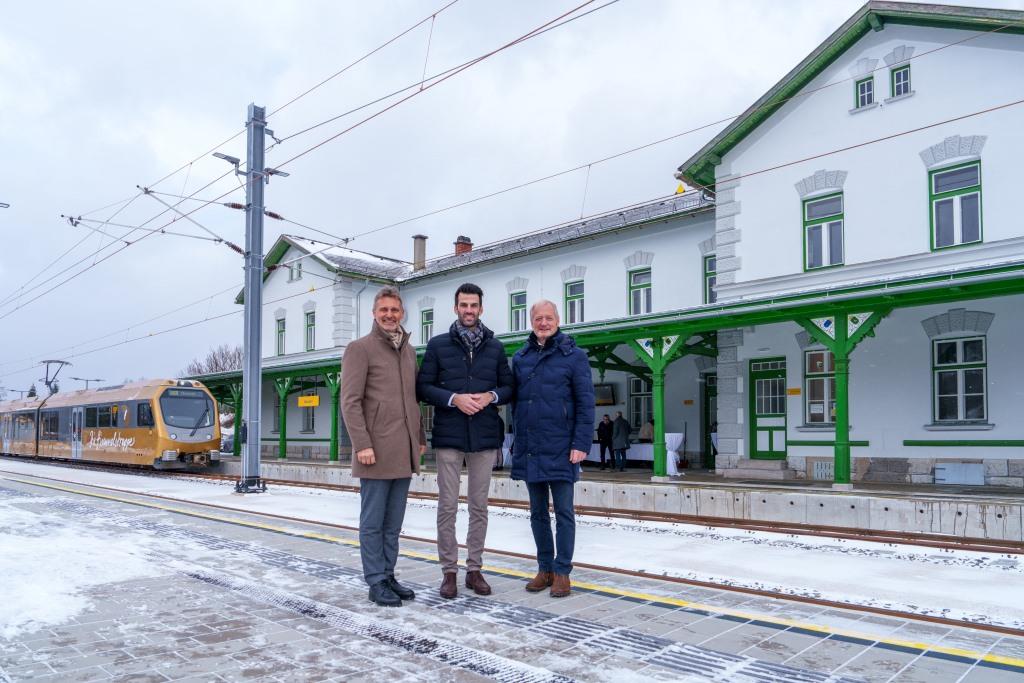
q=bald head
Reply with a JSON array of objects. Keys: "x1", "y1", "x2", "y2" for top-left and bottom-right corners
[{"x1": 530, "y1": 299, "x2": 559, "y2": 344}]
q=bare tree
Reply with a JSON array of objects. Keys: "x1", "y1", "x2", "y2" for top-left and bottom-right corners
[{"x1": 180, "y1": 344, "x2": 243, "y2": 377}]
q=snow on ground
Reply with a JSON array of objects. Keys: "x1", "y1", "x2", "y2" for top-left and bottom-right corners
[
  {"x1": 1, "y1": 459, "x2": 1022, "y2": 632},
  {"x1": 0, "y1": 494, "x2": 169, "y2": 639}
]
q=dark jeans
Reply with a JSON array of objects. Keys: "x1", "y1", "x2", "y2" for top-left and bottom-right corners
[
  {"x1": 359, "y1": 477, "x2": 411, "y2": 586},
  {"x1": 526, "y1": 480, "x2": 575, "y2": 576},
  {"x1": 614, "y1": 449, "x2": 627, "y2": 471},
  {"x1": 598, "y1": 441, "x2": 612, "y2": 466}
]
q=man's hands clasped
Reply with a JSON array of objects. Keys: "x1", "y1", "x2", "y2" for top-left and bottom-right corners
[{"x1": 451, "y1": 392, "x2": 495, "y2": 415}]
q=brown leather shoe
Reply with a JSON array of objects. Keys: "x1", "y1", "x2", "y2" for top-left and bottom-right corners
[
  {"x1": 465, "y1": 571, "x2": 492, "y2": 596},
  {"x1": 524, "y1": 571, "x2": 554, "y2": 593},
  {"x1": 439, "y1": 572, "x2": 457, "y2": 599},
  {"x1": 550, "y1": 574, "x2": 571, "y2": 598}
]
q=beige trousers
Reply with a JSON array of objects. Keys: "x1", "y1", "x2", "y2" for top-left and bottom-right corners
[{"x1": 435, "y1": 448, "x2": 496, "y2": 573}]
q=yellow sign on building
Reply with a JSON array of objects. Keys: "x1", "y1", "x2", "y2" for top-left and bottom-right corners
[{"x1": 297, "y1": 395, "x2": 320, "y2": 408}]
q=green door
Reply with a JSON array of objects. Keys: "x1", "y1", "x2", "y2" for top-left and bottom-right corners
[
  {"x1": 749, "y1": 358, "x2": 787, "y2": 460},
  {"x1": 702, "y1": 373, "x2": 717, "y2": 469}
]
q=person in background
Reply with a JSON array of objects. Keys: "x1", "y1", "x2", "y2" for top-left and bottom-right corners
[
  {"x1": 417, "y1": 282, "x2": 513, "y2": 600},
  {"x1": 612, "y1": 411, "x2": 631, "y2": 472},
  {"x1": 511, "y1": 300, "x2": 594, "y2": 598},
  {"x1": 340, "y1": 286, "x2": 426, "y2": 607},
  {"x1": 596, "y1": 414, "x2": 613, "y2": 471},
  {"x1": 639, "y1": 418, "x2": 655, "y2": 443}
]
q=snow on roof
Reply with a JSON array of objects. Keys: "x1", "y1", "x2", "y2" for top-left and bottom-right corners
[{"x1": 283, "y1": 236, "x2": 409, "y2": 279}]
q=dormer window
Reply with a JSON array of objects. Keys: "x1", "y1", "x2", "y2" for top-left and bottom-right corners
[
  {"x1": 288, "y1": 262, "x2": 303, "y2": 282},
  {"x1": 855, "y1": 77, "x2": 874, "y2": 108}
]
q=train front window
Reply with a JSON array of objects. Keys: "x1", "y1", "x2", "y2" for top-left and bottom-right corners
[{"x1": 160, "y1": 389, "x2": 214, "y2": 429}]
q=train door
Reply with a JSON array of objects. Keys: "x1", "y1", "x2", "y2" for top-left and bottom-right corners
[
  {"x1": 71, "y1": 407, "x2": 84, "y2": 460},
  {"x1": 1, "y1": 415, "x2": 10, "y2": 454}
]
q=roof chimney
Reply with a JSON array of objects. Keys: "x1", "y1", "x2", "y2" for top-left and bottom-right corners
[
  {"x1": 412, "y1": 234, "x2": 427, "y2": 271},
  {"x1": 454, "y1": 235, "x2": 473, "y2": 256}
]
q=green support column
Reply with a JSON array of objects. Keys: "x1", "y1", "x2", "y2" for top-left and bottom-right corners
[
  {"x1": 324, "y1": 372, "x2": 341, "y2": 463},
  {"x1": 274, "y1": 377, "x2": 295, "y2": 460},
  {"x1": 833, "y1": 320, "x2": 852, "y2": 485},
  {"x1": 228, "y1": 383, "x2": 243, "y2": 458},
  {"x1": 627, "y1": 332, "x2": 717, "y2": 479},
  {"x1": 798, "y1": 310, "x2": 889, "y2": 488}
]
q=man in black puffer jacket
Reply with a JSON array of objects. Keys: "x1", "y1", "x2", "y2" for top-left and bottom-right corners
[{"x1": 417, "y1": 283, "x2": 514, "y2": 600}]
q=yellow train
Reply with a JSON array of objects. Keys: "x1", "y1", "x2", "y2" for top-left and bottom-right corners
[{"x1": 0, "y1": 379, "x2": 221, "y2": 469}]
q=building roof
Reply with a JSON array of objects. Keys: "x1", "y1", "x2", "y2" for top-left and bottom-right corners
[
  {"x1": 244, "y1": 189, "x2": 714, "y2": 303},
  {"x1": 676, "y1": 1, "x2": 1024, "y2": 189}
]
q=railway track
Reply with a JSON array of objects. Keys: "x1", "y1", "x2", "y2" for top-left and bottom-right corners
[
  {"x1": 2, "y1": 459, "x2": 1023, "y2": 639},
  {"x1": 2, "y1": 454, "x2": 1021, "y2": 556}
]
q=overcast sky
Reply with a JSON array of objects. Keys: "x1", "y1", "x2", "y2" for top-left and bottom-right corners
[{"x1": 1, "y1": 0, "x2": 1021, "y2": 395}]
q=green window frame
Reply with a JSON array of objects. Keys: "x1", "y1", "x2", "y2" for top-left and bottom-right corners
[
  {"x1": 890, "y1": 64, "x2": 911, "y2": 98},
  {"x1": 564, "y1": 281, "x2": 584, "y2": 324},
  {"x1": 629, "y1": 377, "x2": 652, "y2": 430},
  {"x1": 703, "y1": 255, "x2": 717, "y2": 304},
  {"x1": 803, "y1": 349, "x2": 835, "y2": 425},
  {"x1": 301, "y1": 389, "x2": 316, "y2": 433},
  {"x1": 420, "y1": 309, "x2": 433, "y2": 343},
  {"x1": 509, "y1": 291, "x2": 527, "y2": 332},
  {"x1": 628, "y1": 268, "x2": 652, "y2": 315},
  {"x1": 932, "y1": 336, "x2": 987, "y2": 423},
  {"x1": 304, "y1": 311, "x2": 316, "y2": 352},
  {"x1": 929, "y1": 161, "x2": 982, "y2": 250},
  {"x1": 855, "y1": 76, "x2": 874, "y2": 108},
  {"x1": 275, "y1": 318, "x2": 286, "y2": 356},
  {"x1": 802, "y1": 192, "x2": 844, "y2": 271}
]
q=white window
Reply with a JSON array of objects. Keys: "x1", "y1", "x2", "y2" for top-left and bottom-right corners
[
  {"x1": 421, "y1": 309, "x2": 433, "y2": 342},
  {"x1": 510, "y1": 292, "x2": 527, "y2": 332},
  {"x1": 304, "y1": 311, "x2": 315, "y2": 352},
  {"x1": 275, "y1": 318, "x2": 286, "y2": 356},
  {"x1": 891, "y1": 65, "x2": 911, "y2": 97},
  {"x1": 288, "y1": 261, "x2": 303, "y2": 282},
  {"x1": 803, "y1": 194, "x2": 844, "y2": 270},
  {"x1": 565, "y1": 281, "x2": 584, "y2": 324},
  {"x1": 804, "y1": 350, "x2": 836, "y2": 425},
  {"x1": 302, "y1": 390, "x2": 316, "y2": 432},
  {"x1": 629, "y1": 269, "x2": 652, "y2": 315},
  {"x1": 933, "y1": 337, "x2": 986, "y2": 423},
  {"x1": 629, "y1": 377, "x2": 652, "y2": 429},
  {"x1": 856, "y1": 77, "x2": 874, "y2": 108},
  {"x1": 931, "y1": 163, "x2": 982, "y2": 249}
]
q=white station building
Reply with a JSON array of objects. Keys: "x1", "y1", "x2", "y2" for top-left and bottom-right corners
[{"x1": 195, "y1": 1, "x2": 1024, "y2": 488}]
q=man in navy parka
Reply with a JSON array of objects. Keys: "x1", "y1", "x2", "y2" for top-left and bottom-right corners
[{"x1": 511, "y1": 299, "x2": 594, "y2": 597}]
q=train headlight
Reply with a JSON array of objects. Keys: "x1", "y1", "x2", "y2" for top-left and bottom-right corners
[
  {"x1": 169, "y1": 434, "x2": 177, "y2": 440},
  {"x1": 205, "y1": 434, "x2": 212, "y2": 440}
]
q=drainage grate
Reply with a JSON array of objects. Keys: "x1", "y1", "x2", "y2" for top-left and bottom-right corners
[{"x1": 812, "y1": 461, "x2": 835, "y2": 481}]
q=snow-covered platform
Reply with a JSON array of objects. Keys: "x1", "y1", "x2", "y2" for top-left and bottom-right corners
[
  {"x1": 219, "y1": 457, "x2": 1024, "y2": 542},
  {"x1": 3, "y1": 461, "x2": 1024, "y2": 682}
]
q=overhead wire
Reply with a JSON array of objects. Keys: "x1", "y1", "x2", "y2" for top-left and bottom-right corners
[
  {"x1": 0, "y1": 0, "x2": 609, "y2": 322},
  {"x1": 3, "y1": 95, "x2": 1020, "y2": 383}
]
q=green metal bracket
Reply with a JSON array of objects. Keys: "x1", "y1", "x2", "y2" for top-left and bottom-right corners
[{"x1": 796, "y1": 309, "x2": 890, "y2": 485}]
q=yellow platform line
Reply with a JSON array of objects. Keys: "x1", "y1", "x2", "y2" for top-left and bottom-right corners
[{"x1": 3, "y1": 473, "x2": 1023, "y2": 670}]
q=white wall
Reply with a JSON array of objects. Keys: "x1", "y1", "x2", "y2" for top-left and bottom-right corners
[
  {"x1": 400, "y1": 212, "x2": 714, "y2": 344},
  {"x1": 717, "y1": 26, "x2": 1024, "y2": 299},
  {"x1": 261, "y1": 247, "x2": 337, "y2": 358},
  {"x1": 732, "y1": 295, "x2": 1024, "y2": 461}
]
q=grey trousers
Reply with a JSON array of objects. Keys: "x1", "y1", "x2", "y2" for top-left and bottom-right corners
[
  {"x1": 359, "y1": 477, "x2": 411, "y2": 586},
  {"x1": 435, "y1": 448, "x2": 496, "y2": 574}
]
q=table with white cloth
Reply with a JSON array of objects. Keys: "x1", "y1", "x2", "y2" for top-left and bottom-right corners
[
  {"x1": 501, "y1": 433, "x2": 514, "y2": 467},
  {"x1": 585, "y1": 429, "x2": 685, "y2": 471}
]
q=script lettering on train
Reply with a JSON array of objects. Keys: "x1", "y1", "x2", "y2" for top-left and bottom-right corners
[{"x1": 86, "y1": 430, "x2": 136, "y2": 451}]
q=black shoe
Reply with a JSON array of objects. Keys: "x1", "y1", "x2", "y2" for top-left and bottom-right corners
[
  {"x1": 387, "y1": 575, "x2": 415, "y2": 601},
  {"x1": 369, "y1": 580, "x2": 402, "y2": 607}
]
